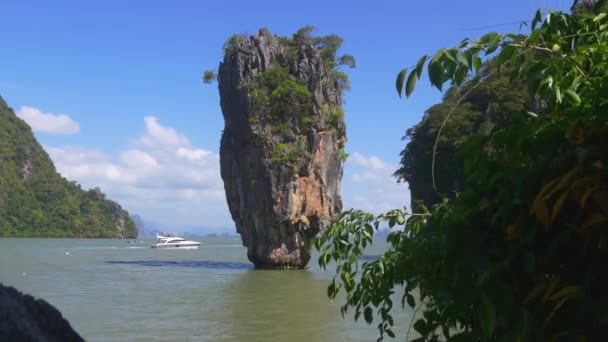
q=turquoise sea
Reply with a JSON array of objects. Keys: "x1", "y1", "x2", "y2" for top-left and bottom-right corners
[{"x1": 0, "y1": 238, "x2": 412, "y2": 341}]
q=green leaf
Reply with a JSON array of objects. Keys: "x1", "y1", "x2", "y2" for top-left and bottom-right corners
[
  {"x1": 328, "y1": 279, "x2": 337, "y2": 298},
  {"x1": 531, "y1": 9, "x2": 542, "y2": 30},
  {"x1": 555, "y1": 87, "x2": 563, "y2": 104},
  {"x1": 528, "y1": 28, "x2": 541, "y2": 44},
  {"x1": 415, "y1": 55, "x2": 428, "y2": 79},
  {"x1": 459, "y1": 38, "x2": 469, "y2": 48},
  {"x1": 396, "y1": 214, "x2": 405, "y2": 225},
  {"x1": 386, "y1": 329, "x2": 395, "y2": 338},
  {"x1": 413, "y1": 319, "x2": 427, "y2": 335},
  {"x1": 485, "y1": 35, "x2": 502, "y2": 55},
  {"x1": 565, "y1": 89, "x2": 582, "y2": 106},
  {"x1": 396, "y1": 69, "x2": 407, "y2": 98},
  {"x1": 594, "y1": 13, "x2": 607, "y2": 22},
  {"x1": 428, "y1": 61, "x2": 444, "y2": 91},
  {"x1": 407, "y1": 294, "x2": 416, "y2": 308},
  {"x1": 405, "y1": 70, "x2": 418, "y2": 99},
  {"x1": 479, "y1": 293, "x2": 496, "y2": 337},
  {"x1": 478, "y1": 32, "x2": 498, "y2": 44},
  {"x1": 473, "y1": 56, "x2": 482, "y2": 73},
  {"x1": 443, "y1": 48, "x2": 458, "y2": 64},
  {"x1": 496, "y1": 45, "x2": 516, "y2": 67},
  {"x1": 457, "y1": 50, "x2": 470, "y2": 69},
  {"x1": 364, "y1": 306, "x2": 373, "y2": 324}
]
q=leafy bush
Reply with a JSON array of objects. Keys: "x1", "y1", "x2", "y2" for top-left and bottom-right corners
[
  {"x1": 317, "y1": 5, "x2": 608, "y2": 341},
  {"x1": 337, "y1": 148, "x2": 349, "y2": 162},
  {"x1": 248, "y1": 65, "x2": 314, "y2": 131},
  {"x1": 203, "y1": 70, "x2": 216, "y2": 84},
  {"x1": 327, "y1": 107, "x2": 344, "y2": 130},
  {"x1": 270, "y1": 143, "x2": 305, "y2": 165},
  {"x1": 223, "y1": 33, "x2": 245, "y2": 55}
]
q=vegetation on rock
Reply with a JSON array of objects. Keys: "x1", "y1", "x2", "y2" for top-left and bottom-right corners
[
  {"x1": 0, "y1": 97, "x2": 137, "y2": 238},
  {"x1": 394, "y1": 62, "x2": 529, "y2": 209},
  {"x1": 317, "y1": 2, "x2": 608, "y2": 341},
  {"x1": 207, "y1": 26, "x2": 353, "y2": 168}
]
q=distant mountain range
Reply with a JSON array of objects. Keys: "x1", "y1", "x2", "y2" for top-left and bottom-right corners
[{"x1": 132, "y1": 214, "x2": 238, "y2": 239}]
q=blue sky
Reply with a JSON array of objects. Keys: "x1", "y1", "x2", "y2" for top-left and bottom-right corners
[{"x1": 0, "y1": 0, "x2": 570, "y2": 233}]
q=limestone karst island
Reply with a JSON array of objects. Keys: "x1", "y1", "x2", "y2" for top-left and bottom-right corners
[{"x1": 213, "y1": 28, "x2": 350, "y2": 269}]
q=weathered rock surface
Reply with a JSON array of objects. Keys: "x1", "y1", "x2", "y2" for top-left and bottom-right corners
[
  {"x1": 217, "y1": 28, "x2": 346, "y2": 269},
  {"x1": 0, "y1": 283, "x2": 84, "y2": 342}
]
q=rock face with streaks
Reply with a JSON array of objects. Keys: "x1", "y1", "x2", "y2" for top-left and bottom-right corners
[{"x1": 217, "y1": 28, "x2": 348, "y2": 269}]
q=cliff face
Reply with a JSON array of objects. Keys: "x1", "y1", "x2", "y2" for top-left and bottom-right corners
[
  {"x1": 217, "y1": 29, "x2": 346, "y2": 269},
  {"x1": 0, "y1": 96, "x2": 137, "y2": 238}
]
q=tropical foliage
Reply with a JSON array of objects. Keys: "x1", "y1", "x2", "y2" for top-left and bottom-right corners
[
  {"x1": 317, "y1": 3, "x2": 608, "y2": 341},
  {"x1": 394, "y1": 63, "x2": 529, "y2": 208},
  {"x1": 0, "y1": 97, "x2": 137, "y2": 238}
]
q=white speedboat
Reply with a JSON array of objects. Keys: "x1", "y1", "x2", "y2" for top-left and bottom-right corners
[{"x1": 151, "y1": 233, "x2": 201, "y2": 249}]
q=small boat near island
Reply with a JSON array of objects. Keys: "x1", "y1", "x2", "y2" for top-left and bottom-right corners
[{"x1": 150, "y1": 233, "x2": 201, "y2": 249}]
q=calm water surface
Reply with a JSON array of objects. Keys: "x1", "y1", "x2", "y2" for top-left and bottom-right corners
[{"x1": 0, "y1": 238, "x2": 412, "y2": 341}]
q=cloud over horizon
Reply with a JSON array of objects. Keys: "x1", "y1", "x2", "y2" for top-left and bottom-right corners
[
  {"x1": 43, "y1": 117, "x2": 410, "y2": 233},
  {"x1": 343, "y1": 152, "x2": 410, "y2": 215},
  {"x1": 45, "y1": 116, "x2": 228, "y2": 231},
  {"x1": 17, "y1": 106, "x2": 80, "y2": 135}
]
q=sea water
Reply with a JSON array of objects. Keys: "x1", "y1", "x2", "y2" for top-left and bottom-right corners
[{"x1": 0, "y1": 238, "x2": 412, "y2": 341}]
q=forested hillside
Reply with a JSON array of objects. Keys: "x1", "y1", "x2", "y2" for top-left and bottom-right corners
[
  {"x1": 394, "y1": 61, "x2": 530, "y2": 208},
  {"x1": 0, "y1": 96, "x2": 137, "y2": 238}
]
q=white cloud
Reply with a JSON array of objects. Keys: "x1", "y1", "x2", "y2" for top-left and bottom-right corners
[
  {"x1": 350, "y1": 152, "x2": 391, "y2": 171},
  {"x1": 44, "y1": 117, "x2": 228, "y2": 230},
  {"x1": 343, "y1": 153, "x2": 411, "y2": 215},
  {"x1": 177, "y1": 147, "x2": 211, "y2": 161},
  {"x1": 120, "y1": 149, "x2": 158, "y2": 169},
  {"x1": 17, "y1": 106, "x2": 80, "y2": 135},
  {"x1": 138, "y1": 116, "x2": 189, "y2": 148}
]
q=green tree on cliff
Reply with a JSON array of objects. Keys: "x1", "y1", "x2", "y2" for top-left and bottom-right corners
[
  {"x1": 317, "y1": 2, "x2": 608, "y2": 341},
  {"x1": 0, "y1": 97, "x2": 137, "y2": 238},
  {"x1": 394, "y1": 64, "x2": 529, "y2": 209}
]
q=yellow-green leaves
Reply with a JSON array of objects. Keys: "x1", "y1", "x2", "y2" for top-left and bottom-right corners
[
  {"x1": 565, "y1": 89, "x2": 582, "y2": 106},
  {"x1": 593, "y1": 12, "x2": 607, "y2": 22}
]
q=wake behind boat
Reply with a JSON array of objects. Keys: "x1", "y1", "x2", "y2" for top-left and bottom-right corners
[{"x1": 151, "y1": 233, "x2": 201, "y2": 249}]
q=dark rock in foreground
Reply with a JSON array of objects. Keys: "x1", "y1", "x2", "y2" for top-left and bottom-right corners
[{"x1": 0, "y1": 283, "x2": 84, "y2": 342}]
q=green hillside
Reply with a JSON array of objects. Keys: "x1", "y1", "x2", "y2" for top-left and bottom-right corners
[{"x1": 0, "y1": 96, "x2": 137, "y2": 238}]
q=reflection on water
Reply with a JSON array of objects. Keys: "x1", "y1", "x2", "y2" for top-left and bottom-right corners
[
  {"x1": 217, "y1": 270, "x2": 339, "y2": 342},
  {"x1": 106, "y1": 260, "x2": 253, "y2": 270}
]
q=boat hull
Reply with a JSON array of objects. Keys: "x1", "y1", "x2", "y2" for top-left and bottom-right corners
[{"x1": 151, "y1": 244, "x2": 200, "y2": 249}]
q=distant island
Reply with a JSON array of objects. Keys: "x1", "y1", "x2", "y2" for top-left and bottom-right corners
[{"x1": 0, "y1": 96, "x2": 137, "y2": 238}]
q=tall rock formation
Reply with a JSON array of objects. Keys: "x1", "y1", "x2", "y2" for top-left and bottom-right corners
[
  {"x1": 216, "y1": 28, "x2": 351, "y2": 269},
  {"x1": 0, "y1": 96, "x2": 137, "y2": 238}
]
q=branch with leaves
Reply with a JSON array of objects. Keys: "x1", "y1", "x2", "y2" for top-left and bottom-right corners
[{"x1": 318, "y1": 6, "x2": 608, "y2": 341}]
